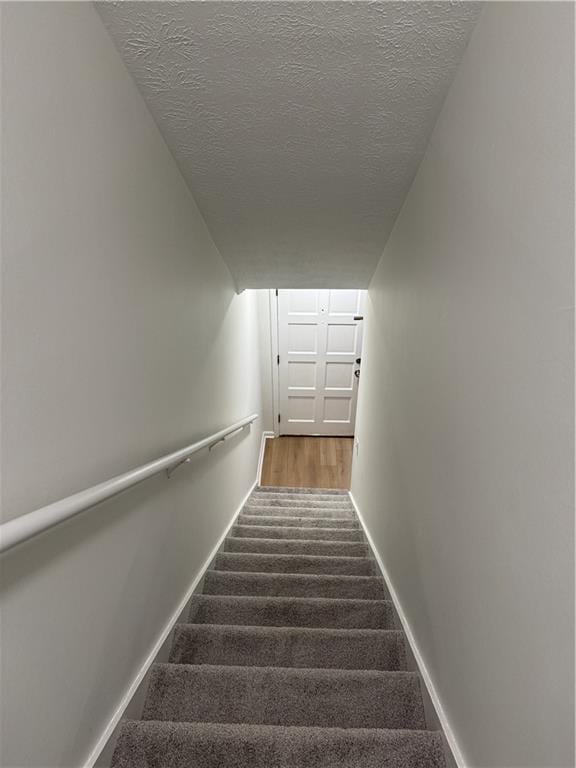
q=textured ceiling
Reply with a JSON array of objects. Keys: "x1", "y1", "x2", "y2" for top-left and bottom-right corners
[{"x1": 98, "y1": 1, "x2": 480, "y2": 290}]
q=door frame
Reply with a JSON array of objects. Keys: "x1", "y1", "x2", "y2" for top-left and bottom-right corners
[{"x1": 269, "y1": 288, "x2": 281, "y2": 437}]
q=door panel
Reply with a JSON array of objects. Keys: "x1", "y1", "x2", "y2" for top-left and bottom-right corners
[
  {"x1": 277, "y1": 289, "x2": 365, "y2": 436},
  {"x1": 287, "y1": 325, "x2": 318, "y2": 354},
  {"x1": 326, "y1": 323, "x2": 357, "y2": 354},
  {"x1": 325, "y1": 362, "x2": 354, "y2": 390}
]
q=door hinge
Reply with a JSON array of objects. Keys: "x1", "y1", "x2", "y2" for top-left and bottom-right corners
[
  {"x1": 275, "y1": 289, "x2": 278, "y2": 297},
  {"x1": 278, "y1": 413, "x2": 281, "y2": 423},
  {"x1": 277, "y1": 354, "x2": 280, "y2": 365}
]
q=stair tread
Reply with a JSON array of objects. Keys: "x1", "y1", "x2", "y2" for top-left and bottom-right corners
[
  {"x1": 143, "y1": 663, "x2": 426, "y2": 730},
  {"x1": 113, "y1": 720, "x2": 445, "y2": 768},
  {"x1": 238, "y1": 513, "x2": 359, "y2": 528},
  {"x1": 256, "y1": 486, "x2": 349, "y2": 495},
  {"x1": 203, "y1": 570, "x2": 386, "y2": 599},
  {"x1": 251, "y1": 498, "x2": 353, "y2": 506},
  {"x1": 244, "y1": 504, "x2": 355, "y2": 515},
  {"x1": 214, "y1": 552, "x2": 375, "y2": 576},
  {"x1": 224, "y1": 536, "x2": 368, "y2": 557},
  {"x1": 176, "y1": 622, "x2": 401, "y2": 638},
  {"x1": 170, "y1": 623, "x2": 406, "y2": 670},
  {"x1": 244, "y1": 505, "x2": 355, "y2": 518},
  {"x1": 232, "y1": 524, "x2": 364, "y2": 540},
  {"x1": 247, "y1": 497, "x2": 353, "y2": 506},
  {"x1": 188, "y1": 594, "x2": 396, "y2": 629}
]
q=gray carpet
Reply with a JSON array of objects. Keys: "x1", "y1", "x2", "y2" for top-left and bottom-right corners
[
  {"x1": 224, "y1": 536, "x2": 369, "y2": 556},
  {"x1": 242, "y1": 506, "x2": 357, "y2": 519},
  {"x1": 111, "y1": 487, "x2": 446, "y2": 767},
  {"x1": 233, "y1": 523, "x2": 364, "y2": 540},
  {"x1": 246, "y1": 498, "x2": 354, "y2": 509},
  {"x1": 236, "y1": 513, "x2": 360, "y2": 527}
]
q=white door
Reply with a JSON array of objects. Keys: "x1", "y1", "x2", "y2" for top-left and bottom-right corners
[{"x1": 277, "y1": 289, "x2": 365, "y2": 436}]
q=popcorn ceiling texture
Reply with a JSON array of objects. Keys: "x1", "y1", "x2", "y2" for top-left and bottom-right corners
[{"x1": 98, "y1": 2, "x2": 480, "y2": 290}]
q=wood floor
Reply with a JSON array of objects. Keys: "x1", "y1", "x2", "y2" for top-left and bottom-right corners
[{"x1": 261, "y1": 436, "x2": 353, "y2": 490}]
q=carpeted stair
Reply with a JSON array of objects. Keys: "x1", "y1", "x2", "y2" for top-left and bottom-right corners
[{"x1": 111, "y1": 486, "x2": 446, "y2": 767}]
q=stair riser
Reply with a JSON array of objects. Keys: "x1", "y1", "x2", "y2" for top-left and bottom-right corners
[
  {"x1": 238, "y1": 515, "x2": 359, "y2": 529},
  {"x1": 224, "y1": 538, "x2": 369, "y2": 558},
  {"x1": 144, "y1": 665, "x2": 425, "y2": 730},
  {"x1": 203, "y1": 571, "x2": 386, "y2": 600},
  {"x1": 232, "y1": 525, "x2": 364, "y2": 541},
  {"x1": 214, "y1": 553, "x2": 375, "y2": 576},
  {"x1": 188, "y1": 596, "x2": 397, "y2": 629},
  {"x1": 170, "y1": 626, "x2": 407, "y2": 671}
]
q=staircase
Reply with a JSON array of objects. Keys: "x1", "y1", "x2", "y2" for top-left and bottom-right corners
[{"x1": 111, "y1": 486, "x2": 445, "y2": 767}]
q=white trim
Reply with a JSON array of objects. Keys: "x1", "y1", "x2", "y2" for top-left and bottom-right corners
[
  {"x1": 83, "y1": 479, "x2": 257, "y2": 768},
  {"x1": 257, "y1": 431, "x2": 275, "y2": 485},
  {"x1": 348, "y1": 491, "x2": 467, "y2": 768},
  {"x1": 269, "y1": 289, "x2": 280, "y2": 436}
]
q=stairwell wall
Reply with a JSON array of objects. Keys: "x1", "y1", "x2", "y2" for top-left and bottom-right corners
[
  {"x1": 0, "y1": 4, "x2": 271, "y2": 767},
  {"x1": 351, "y1": 3, "x2": 574, "y2": 767}
]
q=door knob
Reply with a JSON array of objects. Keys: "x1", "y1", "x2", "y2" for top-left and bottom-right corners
[
  {"x1": 356, "y1": 358, "x2": 361, "y2": 364},
  {"x1": 354, "y1": 369, "x2": 360, "y2": 379}
]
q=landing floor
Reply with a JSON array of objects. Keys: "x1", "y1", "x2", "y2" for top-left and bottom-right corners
[{"x1": 261, "y1": 436, "x2": 353, "y2": 490}]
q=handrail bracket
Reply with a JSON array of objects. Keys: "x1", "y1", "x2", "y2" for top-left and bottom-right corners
[
  {"x1": 166, "y1": 423, "x2": 250, "y2": 479},
  {"x1": 166, "y1": 456, "x2": 192, "y2": 479},
  {"x1": 0, "y1": 413, "x2": 258, "y2": 554}
]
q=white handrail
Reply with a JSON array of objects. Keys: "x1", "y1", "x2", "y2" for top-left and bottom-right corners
[{"x1": 0, "y1": 413, "x2": 259, "y2": 555}]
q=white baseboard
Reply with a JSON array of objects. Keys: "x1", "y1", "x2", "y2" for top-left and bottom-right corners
[
  {"x1": 257, "y1": 431, "x2": 274, "y2": 484},
  {"x1": 348, "y1": 491, "x2": 466, "y2": 768},
  {"x1": 84, "y1": 479, "x2": 257, "y2": 768}
]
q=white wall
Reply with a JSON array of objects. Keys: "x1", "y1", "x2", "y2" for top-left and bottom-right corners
[
  {"x1": 351, "y1": 4, "x2": 574, "y2": 767},
  {"x1": 0, "y1": 4, "x2": 270, "y2": 767}
]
